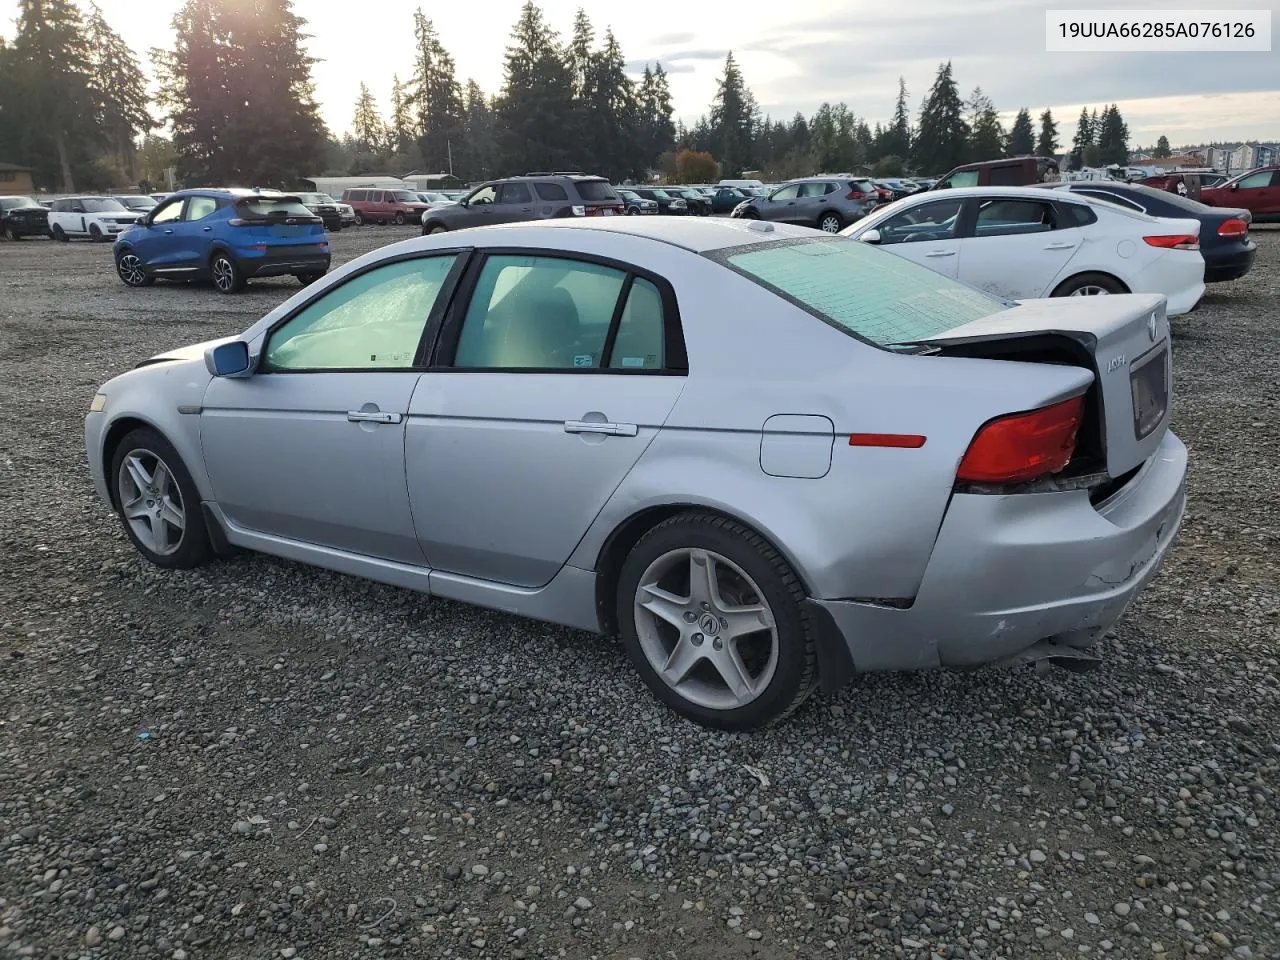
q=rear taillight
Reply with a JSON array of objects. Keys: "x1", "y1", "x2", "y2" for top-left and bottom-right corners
[
  {"x1": 1143, "y1": 233, "x2": 1199, "y2": 250},
  {"x1": 956, "y1": 396, "x2": 1084, "y2": 485},
  {"x1": 846, "y1": 190, "x2": 866, "y2": 200},
  {"x1": 1217, "y1": 218, "x2": 1248, "y2": 238},
  {"x1": 571, "y1": 205, "x2": 586, "y2": 217}
]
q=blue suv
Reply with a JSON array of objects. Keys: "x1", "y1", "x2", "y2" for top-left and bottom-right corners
[{"x1": 113, "y1": 188, "x2": 331, "y2": 293}]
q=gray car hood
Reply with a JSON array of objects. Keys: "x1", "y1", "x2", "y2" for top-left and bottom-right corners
[{"x1": 137, "y1": 336, "x2": 237, "y2": 368}]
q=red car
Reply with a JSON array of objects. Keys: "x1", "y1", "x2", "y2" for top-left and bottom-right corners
[
  {"x1": 340, "y1": 187, "x2": 429, "y2": 226},
  {"x1": 1199, "y1": 167, "x2": 1280, "y2": 223}
]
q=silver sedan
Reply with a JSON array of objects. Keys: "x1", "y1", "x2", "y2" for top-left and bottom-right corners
[{"x1": 85, "y1": 218, "x2": 1187, "y2": 729}]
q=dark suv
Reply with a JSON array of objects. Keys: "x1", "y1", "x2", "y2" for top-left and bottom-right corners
[
  {"x1": 421, "y1": 175, "x2": 623, "y2": 234},
  {"x1": 1, "y1": 196, "x2": 51, "y2": 239}
]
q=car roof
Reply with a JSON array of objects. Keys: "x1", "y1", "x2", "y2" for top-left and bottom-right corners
[
  {"x1": 167, "y1": 188, "x2": 299, "y2": 198},
  {"x1": 461, "y1": 215, "x2": 821, "y2": 253},
  {"x1": 907, "y1": 185, "x2": 1086, "y2": 203}
]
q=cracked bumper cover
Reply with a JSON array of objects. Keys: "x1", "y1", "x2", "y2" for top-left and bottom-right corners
[{"x1": 811, "y1": 430, "x2": 1188, "y2": 675}]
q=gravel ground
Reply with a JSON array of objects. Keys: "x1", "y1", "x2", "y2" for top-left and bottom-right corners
[{"x1": 1, "y1": 225, "x2": 1278, "y2": 960}]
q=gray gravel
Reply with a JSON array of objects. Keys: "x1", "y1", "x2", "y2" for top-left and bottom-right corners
[{"x1": 1, "y1": 224, "x2": 1278, "y2": 959}]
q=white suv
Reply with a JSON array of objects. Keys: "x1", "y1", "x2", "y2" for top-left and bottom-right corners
[{"x1": 48, "y1": 196, "x2": 145, "y2": 242}]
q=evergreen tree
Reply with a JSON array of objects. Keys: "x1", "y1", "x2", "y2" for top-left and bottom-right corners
[
  {"x1": 84, "y1": 3, "x2": 152, "y2": 181},
  {"x1": 1096, "y1": 104, "x2": 1130, "y2": 165},
  {"x1": 411, "y1": 10, "x2": 465, "y2": 174},
  {"x1": 1005, "y1": 108, "x2": 1035, "y2": 156},
  {"x1": 913, "y1": 61, "x2": 968, "y2": 174},
  {"x1": 1035, "y1": 108, "x2": 1059, "y2": 157},
  {"x1": 636, "y1": 63, "x2": 675, "y2": 171},
  {"x1": 157, "y1": 0, "x2": 328, "y2": 187},
  {"x1": 388, "y1": 75, "x2": 414, "y2": 156},
  {"x1": 494, "y1": 2, "x2": 576, "y2": 174},
  {"x1": 1153, "y1": 134, "x2": 1171, "y2": 157},
  {"x1": 352, "y1": 82, "x2": 386, "y2": 161},
  {"x1": 881, "y1": 77, "x2": 911, "y2": 161},
  {"x1": 708, "y1": 52, "x2": 754, "y2": 176},
  {"x1": 1070, "y1": 106, "x2": 1094, "y2": 168},
  {"x1": 7, "y1": 0, "x2": 99, "y2": 190},
  {"x1": 457, "y1": 79, "x2": 495, "y2": 179},
  {"x1": 965, "y1": 87, "x2": 1003, "y2": 161},
  {"x1": 567, "y1": 8, "x2": 593, "y2": 100},
  {"x1": 583, "y1": 28, "x2": 639, "y2": 181}
]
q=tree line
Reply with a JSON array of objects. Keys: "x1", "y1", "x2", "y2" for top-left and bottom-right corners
[
  {"x1": 0, "y1": 0, "x2": 1137, "y2": 192},
  {"x1": 682, "y1": 56, "x2": 1133, "y2": 179}
]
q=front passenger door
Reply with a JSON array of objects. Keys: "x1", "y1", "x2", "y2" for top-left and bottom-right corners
[
  {"x1": 201, "y1": 254, "x2": 463, "y2": 562},
  {"x1": 869, "y1": 197, "x2": 966, "y2": 278},
  {"x1": 130, "y1": 197, "x2": 187, "y2": 270},
  {"x1": 760, "y1": 183, "x2": 800, "y2": 222},
  {"x1": 454, "y1": 185, "x2": 498, "y2": 229}
]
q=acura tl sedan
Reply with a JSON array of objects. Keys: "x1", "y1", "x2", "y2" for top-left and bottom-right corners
[{"x1": 85, "y1": 218, "x2": 1187, "y2": 729}]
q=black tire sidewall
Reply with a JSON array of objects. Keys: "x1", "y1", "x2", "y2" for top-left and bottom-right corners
[
  {"x1": 109, "y1": 427, "x2": 212, "y2": 570},
  {"x1": 616, "y1": 515, "x2": 813, "y2": 730},
  {"x1": 1054, "y1": 272, "x2": 1126, "y2": 297}
]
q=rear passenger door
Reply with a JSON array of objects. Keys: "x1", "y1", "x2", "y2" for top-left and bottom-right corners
[
  {"x1": 791, "y1": 181, "x2": 832, "y2": 226},
  {"x1": 405, "y1": 252, "x2": 686, "y2": 588},
  {"x1": 168, "y1": 195, "x2": 221, "y2": 268},
  {"x1": 958, "y1": 196, "x2": 1083, "y2": 299},
  {"x1": 495, "y1": 182, "x2": 536, "y2": 223}
]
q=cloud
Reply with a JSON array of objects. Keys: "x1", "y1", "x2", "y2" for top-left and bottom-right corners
[
  {"x1": 648, "y1": 31, "x2": 695, "y2": 45},
  {"x1": 625, "y1": 59, "x2": 695, "y2": 74}
]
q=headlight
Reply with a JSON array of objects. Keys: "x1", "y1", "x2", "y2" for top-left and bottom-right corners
[{"x1": 89, "y1": 393, "x2": 107, "y2": 412}]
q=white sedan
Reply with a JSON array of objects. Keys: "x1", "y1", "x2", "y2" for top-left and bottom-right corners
[{"x1": 842, "y1": 186, "x2": 1205, "y2": 316}]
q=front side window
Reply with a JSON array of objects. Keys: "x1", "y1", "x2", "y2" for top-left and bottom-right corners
[
  {"x1": 722, "y1": 237, "x2": 1001, "y2": 347},
  {"x1": 468, "y1": 185, "x2": 498, "y2": 205},
  {"x1": 1234, "y1": 170, "x2": 1273, "y2": 189},
  {"x1": 454, "y1": 256, "x2": 628, "y2": 370},
  {"x1": 150, "y1": 198, "x2": 184, "y2": 224},
  {"x1": 264, "y1": 256, "x2": 457, "y2": 371},
  {"x1": 877, "y1": 198, "x2": 964, "y2": 244},
  {"x1": 185, "y1": 196, "x2": 219, "y2": 221},
  {"x1": 974, "y1": 198, "x2": 1057, "y2": 237},
  {"x1": 770, "y1": 184, "x2": 800, "y2": 201}
]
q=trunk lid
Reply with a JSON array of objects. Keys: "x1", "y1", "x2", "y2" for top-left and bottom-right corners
[{"x1": 917, "y1": 294, "x2": 1172, "y2": 479}]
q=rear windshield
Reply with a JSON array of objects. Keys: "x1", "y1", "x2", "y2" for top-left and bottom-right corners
[
  {"x1": 83, "y1": 198, "x2": 127, "y2": 212},
  {"x1": 720, "y1": 237, "x2": 1002, "y2": 347},
  {"x1": 1123, "y1": 183, "x2": 1216, "y2": 213},
  {"x1": 236, "y1": 198, "x2": 315, "y2": 218},
  {"x1": 575, "y1": 180, "x2": 618, "y2": 202}
]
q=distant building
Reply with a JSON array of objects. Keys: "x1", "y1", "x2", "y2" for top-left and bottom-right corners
[
  {"x1": 401, "y1": 171, "x2": 463, "y2": 190},
  {"x1": 0, "y1": 163, "x2": 35, "y2": 195}
]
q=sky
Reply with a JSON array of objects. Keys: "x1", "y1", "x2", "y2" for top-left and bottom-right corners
[{"x1": 2, "y1": 0, "x2": 1277, "y2": 148}]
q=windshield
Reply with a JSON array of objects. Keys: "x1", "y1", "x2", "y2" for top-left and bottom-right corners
[
  {"x1": 649, "y1": 189, "x2": 672, "y2": 199},
  {"x1": 1, "y1": 197, "x2": 38, "y2": 209},
  {"x1": 83, "y1": 198, "x2": 127, "y2": 212},
  {"x1": 720, "y1": 237, "x2": 1002, "y2": 347},
  {"x1": 391, "y1": 191, "x2": 420, "y2": 203},
  {"x1": 118, "y1": 196, "x2": 156, "y2": 208}
]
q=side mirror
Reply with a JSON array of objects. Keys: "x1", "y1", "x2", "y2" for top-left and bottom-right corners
[
  {"x1": 459, "y1": 198, "x2": 470, "y2": 207},
  {"x1": 205, "y1": 341, "x2": 253, "y2": 378},
  {"x1": 1229, "y1": 183, "x2": 1239, "y2": 190},
  {"x1": 860, "y1": 228, "x2": 882, "y2": 244}
]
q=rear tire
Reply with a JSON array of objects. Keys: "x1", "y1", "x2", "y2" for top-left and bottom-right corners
[
  {"x1": 1053, "y1": 272, "x2": 1127, "y2": 298},
  {"x1": 52, "y1": 224, "x2": 68, "y2": 242},
  {"x1": 210, "y1": 253, "x2": 245, "y2": 294},
  {"x1": 295, "y1": 271, "x2": 326, "y2": 286},
  {"x1": 109, "y1": 427, "x2": 212, "y2": 570},
  {"x1": 616, "y1": 511, "x2": 819, "y2": 730},
  {"x1": 818, "y1": 212, "x2": 843, "y2": 233}
]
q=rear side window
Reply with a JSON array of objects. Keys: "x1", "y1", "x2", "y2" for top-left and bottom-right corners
[
  {"x1": 185, "y1": 196, "x2": 219, "y2": 221},
  {"x1": 1063, "y1": 203, "x2": 1098, "y2": 226},
  {"x1": 988, "y1": 165, "x2": 1026, "y2": 186},
  {"x1": 265, "y1": 256, "x2": 458, "y2": 370},
  {"x1": 349, "y1": 190, "x2": 365, "y2": 201},
  {"x1": 974, "y1": 199, "x2": 1057, "y2": 236},
  {"x1": 608, "y1": 278, "x2": 665, "y2": 370},
  {"x1": 722, "y1": 237, "x2": 1001, "y2": 347},
  {"x1": 1077, "y1": 189, "x2": 1140, "y2": 212},
  {"x1": 236, "y1": 198, "x2": 315, "y2": 219},
  {"x1": 942, "y1": 171, "x2": 979, "y2": 188},
  {"x1": 574, "y1": 180, "x2": 618, "y2": 202},
  {"x1": 498, "y1": 182, "x2": 533, "y2": 204},
  {"x1": 534, "y1": 182, "x2": 569, "y2": 201}
]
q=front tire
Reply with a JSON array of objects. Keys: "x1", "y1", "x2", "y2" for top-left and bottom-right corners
[
  {"x1": 89, "y1": 224, "x2": 105, "y2": 242},
  {"x1": 210, "y1": 253, "x2": 244, "y2": 294},
  {"x1": 818, "y1": 212, "x2": 843, "y2": 233},
  {"x1": 426, "y1": 223, "x2": 447, "y2": 235},
  {"x1": 115, "y1": 250, "x2": 154, "y2": 287},
  {"x1": 394, "y1": 211, "x2": 406, "y2": 226},
  {"x1": 616, "y1": 512, "x2": 819, "y2": 730},
  {"x1": 354, "y1": 213, "x2": 364, "y2": 226},
  {"x1": 109, "y1": 427, "x2": 212, "y2": 570},
  {"x1": 295, "y1": 271, "x2": 326, "y2": 286},
  {"x1": 1053, "y1": 272, "x2": 1127, "y2": 298}
]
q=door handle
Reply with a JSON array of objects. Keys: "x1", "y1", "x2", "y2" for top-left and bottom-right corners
[
  {"x1": 1044, "y1": 241, "x2": 1076, "y2": 249},
  {"x1": 202, "y1": 226, "x2": 212, "y2": 232},
  {"x1": 925, "y1": 250, "x2": 956, "y2": 258},
  {"x1": 347, "y1": 410, "x2": 402, "y2": 424},
  {"x1": 163, "y1": 229, "x2": 174, "y2": 235},
  {"x1": 564, "y1": 420, "x2": 638, "y2": 437}
]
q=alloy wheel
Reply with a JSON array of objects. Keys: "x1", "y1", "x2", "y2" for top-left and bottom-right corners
[
  {"x1": 117, "y1": 253, "x2": 146, "y2": 286},
  {"x1": 820, "y1": 215, "x2": 842, "y2": 233},
  {"x1": 1069, "y1": 285, "x2": 1111, "y2": 297},
  {"x1": 212, "y1": 258, "x2": 234, "y2": 292},
  {"x1": 633, "y1": 548, "x2": 779, "y2": 711},
  {"x1": 117, "y1": 449, "x2": 185, "y2": 557}
]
